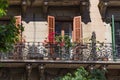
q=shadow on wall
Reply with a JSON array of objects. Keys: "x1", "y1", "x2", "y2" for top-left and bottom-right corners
[
  {"x1": 81, "y1": 0, "x2": 91, "y2": 24},
  {"x1": 21, "y1": 0, "x2": 46, "y2": 23},
  {"x1": 22, "y1": 0, "x2": 91, "y2": 24},
  {"x1": 22, "y1": 13, "x2": 46, "y2": 23}
]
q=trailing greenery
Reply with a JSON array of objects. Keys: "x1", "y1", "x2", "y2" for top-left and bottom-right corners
[
  {"x1": 0, "y1": 0, "x2": 8, "y2": 17},
  {"x1": 54, "y1": 67, "x2": 106, "y2": 80},
  {"x1": 0, "y1": 0, "x2": 24, "y2": 52},
  {"x1": 0, "y1": 18, "x2": 24, "y2": 52},
  {"x1": 90, "y1": 69, "x2": 106, "y2": 80},
  {"x1": 55, "y1": 35, "x2": 72, "y2": 48}
]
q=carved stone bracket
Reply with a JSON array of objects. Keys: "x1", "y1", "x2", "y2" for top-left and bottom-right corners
[
  {"x1": 21, "y1": 0, "x2": 28, "y2": 17},
  {"x1": 80, "y1": 1, "x2": 89, "y2": 15},
  {"x1": 80, "y1": 1, "x2": 90, "y2": 23},
  {"x1": 42, "y1": 0, "x2": 48, "y2": 18},
  {"x1": 26, "y1": 64, "x2": 32, "y2": 80},
  {"x1": 38, "y1": 64, "x2": 45, "y2": 80},
  {"x1": 98, "y1": 1, "x2": 108, "y2": 21}
]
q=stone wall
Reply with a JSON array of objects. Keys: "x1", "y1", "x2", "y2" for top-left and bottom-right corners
[
  {"x1": 83, "y1": 0, "x2": 112, "y2": 43},
  {"x1": 6, "y1": 0, "x2": 112, "y2": 44}
]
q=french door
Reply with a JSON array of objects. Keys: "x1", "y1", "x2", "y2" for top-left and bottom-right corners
[
  {"x1": 114, "y1": 21, "x2": 120, "y2": 58},
  {"x1": 48, "y1": 16, "x2": 82, "y2": 43}
]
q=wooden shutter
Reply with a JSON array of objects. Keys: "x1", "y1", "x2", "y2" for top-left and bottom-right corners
[
  {"x1": 48, "y1": 16, "x2": 55, "y2": 43},
  {"x1": 73, "y1": 16, "x2": 82, "y2": 43},
  {"x1": 48, "y1": 16, "x2": 55, "y2": 55},
  {"x1": 15, "y1": 16, "x2": 21, "y2": 27},
  {"x1": 15, "y1": 16, "x2": 22, "y2": 42}
]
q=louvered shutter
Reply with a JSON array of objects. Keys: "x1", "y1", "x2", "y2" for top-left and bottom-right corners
[
  {"x1": 48, "y1": 16, "x2": 55, "y2": 43},
  {"x1": 48, "y1": 16, "x2": 55, "y2": 55},
  {"x1": 73, "y1": 16, "x2": 82, "y2": 43},
  {"x1": 15, "y1": 16, "x2": 22, "y2": 42}
]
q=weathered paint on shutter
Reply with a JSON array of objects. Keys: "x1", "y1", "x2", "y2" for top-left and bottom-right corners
[
  {"x1": 73, "y1": 16, "x2": 82, "y2": 43},
  {"x1": 48, "y1": 16, "x2": 55, "y2": 43}
]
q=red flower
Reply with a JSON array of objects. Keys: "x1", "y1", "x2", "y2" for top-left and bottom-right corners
[
  {"x1": 60, "y1": 42, "x2": 65, "y2": 47},
  {"x1": 48, "y1": 32, "x2": 55, "y2": 42}
]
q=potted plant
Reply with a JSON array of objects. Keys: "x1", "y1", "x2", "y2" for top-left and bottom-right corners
[
  {"x1": 102, "y1": 53, "x2": 109, "y2": 61},
  {"x1": 55, "y1": 35, "x2": 72, "y2": 60}
]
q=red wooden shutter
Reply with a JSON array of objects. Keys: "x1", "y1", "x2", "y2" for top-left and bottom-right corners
[
  {"x1": 73, "y1": 16, "x2": 82, "y2": 43},
  {"x1": 15, "y1": 16, "x2": 22, "y2": 42},
  {"x1": 48, "y1": 16, "x2": 55, "y2": 55},
  {"x1": 48, "y1": 16, "x2": 55, "y2": 43}
]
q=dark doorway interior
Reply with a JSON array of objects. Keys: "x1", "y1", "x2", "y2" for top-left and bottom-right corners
[
  {"x1": 115, "y1": 21, "x2": 120, "y2": 58},
  {"x1": 55, "y1": 21, "x2": 73, "y2": 41}
]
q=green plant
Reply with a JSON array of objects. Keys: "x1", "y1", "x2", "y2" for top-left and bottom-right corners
[
  {"x1": 55, "y1": 35, "x2": 72, "y2": 48},
  {"x1": 0, "y1": 18, "x2": 24, "y2": 52},
  {"x1": 89, "y1": 69, "x2": 106, "y2": 80},
  {"x1": 0, "y1": 0, "x2": 24, "y2": 53},
  {"x1": 54, "y1": 67, "x2": 106, "y2": 80},
  {"x1": 58, "y1": 67, "x2": 89, "y2": 80},
  {"x1": 0, "y1": 0, "x2": 8, "y2": 17}
]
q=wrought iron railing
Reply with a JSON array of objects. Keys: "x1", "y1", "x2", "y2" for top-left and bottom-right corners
[{"x1": 0, "y1": 42, "x2": 115, "y2": 61}]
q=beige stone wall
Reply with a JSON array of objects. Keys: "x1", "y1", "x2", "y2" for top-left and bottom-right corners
[
  {"x1": 7, "y1": 1, "x2": 112, "y2": 43},
  {"x1": 22, "y1": 21, "x2": 48, "y2": 42},
  {"x1": 83, "y1": 0, "x2": 112, "y2": 43},
  {"x1": 6, "y1": 6, "x2": 48, "y2": 42},
  {"x1": 22, "y1": 7, "x2": 48, "y2": 42},
  {"x1": 21, "y1": 0, "x2": 112, "y2": 43}
]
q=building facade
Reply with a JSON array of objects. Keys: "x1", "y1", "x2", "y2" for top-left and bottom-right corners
[{"x1": 0, "y1": 0, "x2": 120, "y2": 80}]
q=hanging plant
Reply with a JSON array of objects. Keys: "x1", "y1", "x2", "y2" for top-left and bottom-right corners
[
  {"x1": 0, "y1": 18, "x2": 24, "y2": 52},
  {"x1": 0, "y1": 0, "x2": 8, "y2": 17}
]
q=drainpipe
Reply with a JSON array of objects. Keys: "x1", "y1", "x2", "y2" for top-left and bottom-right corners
[{"x1": 111, "y1": 15, "x2": 116, "y2": 61}]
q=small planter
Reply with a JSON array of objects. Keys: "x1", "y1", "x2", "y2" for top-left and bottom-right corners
[
  {"x1": 102, "y1": 57, "x2": 108, "y2": 61},
  {"x1": 72, "y1": 54, "x2": 80, "y2": 60},
  {"x1": 56, "y1": 57, "x2": 61, "y2": 60},
  {"x1": 43, "y1": 57, "x2": 49, "y2": 60}
]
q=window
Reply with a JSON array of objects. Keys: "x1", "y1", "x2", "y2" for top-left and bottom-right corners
[{"x1": 55, "y1": 22, "x2": 72, "y2": 39}]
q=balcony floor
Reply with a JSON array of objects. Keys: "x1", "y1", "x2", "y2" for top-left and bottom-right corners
[{"x1": 0, "y1": 59, "x2": 120, "y2": 69}]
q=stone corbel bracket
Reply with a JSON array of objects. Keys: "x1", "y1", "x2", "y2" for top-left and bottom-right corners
[
  {"x1": 26, "y1": 64, "x2": 32, "y2": 80},
  {"x1": 98, "y1": 0, "x2": 109, "y2": 21},
  {"x1": 21, "y1": 0, "x2": 28, "y2": 17},
  {"x1": 38, "y1": 64, "x2": 45, "y2": 80}
]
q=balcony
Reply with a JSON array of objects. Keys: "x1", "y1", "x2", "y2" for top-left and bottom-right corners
[
  {"x1": 0, "y1": 42, "x2": 113, "y2": 61},
  {"x1": 1, "y1": 42, "x2": 120, "y2": 69}
]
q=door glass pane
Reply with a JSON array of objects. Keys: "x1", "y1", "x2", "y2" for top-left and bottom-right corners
[
  {"x1": 55, "y1": 22, "x2": 62, "y2": 35},
  {"x1": 55, "y1": 22, "x2": 72, "y2": 37},
  {"x1": 115, "y1": 21, "x2": 120, "y2": 57}
]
